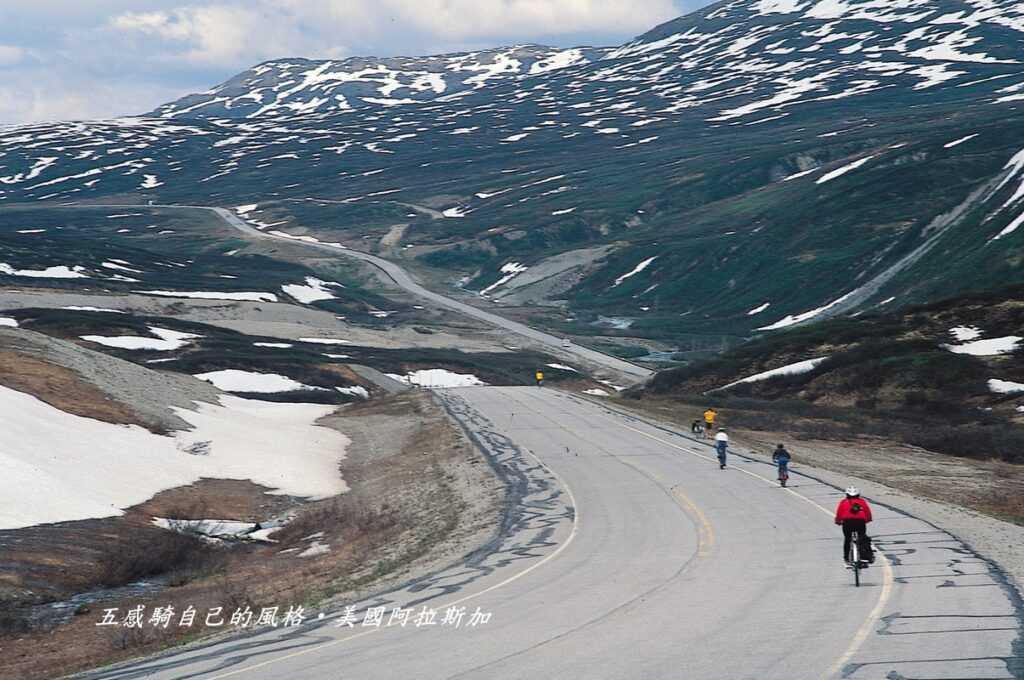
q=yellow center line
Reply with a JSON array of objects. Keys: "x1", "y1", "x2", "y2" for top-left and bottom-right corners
[
  {"x1": 503, "y1": 389, "x2": 715, "y2": 560},
  {"x1": 602, "y1": 408, "x2": 894, "y2": 679}
]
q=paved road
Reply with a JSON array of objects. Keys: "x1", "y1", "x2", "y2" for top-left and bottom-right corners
[
  {"x1": 82, "y1": 388, "x2": 1023, "y2": 680},
  {"x1": 53, "y1": 203, "x2": 652, "y2": 382}
]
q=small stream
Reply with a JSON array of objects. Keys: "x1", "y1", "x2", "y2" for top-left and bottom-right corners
[{"x1": 26, "y1": 578, "x2": 169, "y2": 629}]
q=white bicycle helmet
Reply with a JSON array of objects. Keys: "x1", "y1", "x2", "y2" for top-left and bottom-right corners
[{"x1": 845, "y1": 486, "x2": 860, "y2": 497}]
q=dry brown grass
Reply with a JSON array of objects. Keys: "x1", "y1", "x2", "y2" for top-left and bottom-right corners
[{"x1": 0, "y1": 349, "x2": 144, "y2": 427}]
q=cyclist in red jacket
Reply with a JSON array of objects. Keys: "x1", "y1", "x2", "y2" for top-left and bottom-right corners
[{"x1": 835, "y1": 487, "x2": 873, "y2": 565}]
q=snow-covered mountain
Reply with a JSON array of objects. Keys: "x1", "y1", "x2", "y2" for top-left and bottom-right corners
[
  {"x1": 2, "y1": 0, "x2": 1024, "y2": 339},
  {"x1": 150, "y1": 45, "x2": 608, "y2": 119},
  {"x1": 608, "y1": 0, "x2": 1024, "y2": 123}
]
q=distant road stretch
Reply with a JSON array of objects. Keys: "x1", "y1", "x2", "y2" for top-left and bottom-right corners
[{"x1": 59, "y1": 203, "x2": 652, "y2": 383}]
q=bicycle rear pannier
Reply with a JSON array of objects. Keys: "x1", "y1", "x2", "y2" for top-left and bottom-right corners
[{"x1": 859, "y1": 534, "x2": 876, "y2": 564}]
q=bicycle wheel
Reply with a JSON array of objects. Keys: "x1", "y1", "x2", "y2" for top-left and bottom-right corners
[{"x1": 851, "y1": 533, "x2": 861, "y2": 587}]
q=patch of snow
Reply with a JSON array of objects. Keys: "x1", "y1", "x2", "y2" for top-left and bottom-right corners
[
  {"x1": 102, "y1": 261, "x2": 143, "y2": 274},
  {"x1": 989, "y1": 379, "x2": 1024, "y2": 394},
  {"x1": 335, "y1": 386, "x2": 369, "y2": 399},
  {"x1": 612, "y1": 256, "x2": 657, "y2": 287},
  {"x1": 757, "y1": 291, "x2": 856, "y2": 331},
  {"x1": 247, "y1": 527, "x2": 281, "y2": 542},
  {"x1": 944, "y1": 336, "x2": 1022, "y2": 356},
  {"x1": 718, "y1": 357, "x2": 830, "y2": 391},
  {"x1": 62, "y1": 306, "x2": 125, "y2": 314},
  {"x1": 817, "y1": 155, "x2": 876, "y2": 184},
  {"x1": 282, "y1": 277, "x2": 342, "y2": 304},
  {"x1": 81, "y1": 327, "x2": 200, "y2": 351},
  {"x1": 481, "y1": 261, "x2": 528, "y2": 296},
  {"x1": 299, "y1": 337, "x2": 352, "y2": 345},
  {"x1": 137, "y1": 290, "x2": 278, "y2": 302},
  {"x1": 254, "y1": 342, "x2": 293, "y2": 348},
  {"x1": 944, "y1": 134, "x2": 979, "y2": 149},
  {"x1": 783, "y1": 168, "x2": 819, "y2": 182},
  {"x1": 298, "y1": 540, "x2": 331, "y2": 557},
  {"x1": 194, "y1": 370, "x2": 322, "y2": 394},
  {"x1": 583, "y1": 388, "x2": 610, "y2": 397},
  {"x1": 992, "y1": 212, "x2": 1024, "y2": 241},
  {"x1": 950, "y1": 326, "x2": 982, "y2": 342},
  {"x1": 747, "y1": 302, "x2": 771, "y2": 316},
  {"x1": 442, "y1": 206, "x2": 468, "y2": 218},
  {"x1": 547, "y1": 363, "x2": 579, "y2": 373},
  {"x1": 755, "y1": 0, "x2": 807, "y2": 14},
  {"x1": 0, "y1": 317, "x2": 19, "y2": 328},
  {"x1": 0, "y1": 263, "x2": 88, "y2": 279},
  {"x1": 386, "y1": 369, "x2": 486, "y2": 388},
  {"x1": 152, "y1": 517, "x2": 257, "y2": 538}
]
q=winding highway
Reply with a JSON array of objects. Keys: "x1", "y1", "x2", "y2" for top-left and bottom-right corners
[
  {"x1": 207, "y1": 207, "x2": 652, "y2": 382},
  {"x1": 43, "y1": 201, "x2": 651, "y2": 380},
  {"x1": 58, "y1": 203, "x2": 651, "y2": 382},
  {"x1": 82, "y1": 387, "x2": 1023, "y2": 680}
]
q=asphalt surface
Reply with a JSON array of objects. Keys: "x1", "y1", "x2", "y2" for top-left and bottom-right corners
[{"x1": 81, "y1": 387, "x2": 1023, "y2": 680}]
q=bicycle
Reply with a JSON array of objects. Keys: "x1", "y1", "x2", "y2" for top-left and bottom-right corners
[
  {"x1": 848, "y1": 530, "x2": 863, "y2": 587},
  {"x1": 777, "y1": 463, "x2": 789, "y2": 488}
]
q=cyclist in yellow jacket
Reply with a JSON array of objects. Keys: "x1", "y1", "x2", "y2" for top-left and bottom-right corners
[{"x1": 703, "y1": 408, "x2": 718, "y2": 438}]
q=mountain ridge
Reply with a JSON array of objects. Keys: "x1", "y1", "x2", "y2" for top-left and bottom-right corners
[
  {"x1": 149, "y1": 44, "x2": 610, "y2": 120},
  {"x1": 1, "y1": 0, "x2": 1023, "y2": 345}
]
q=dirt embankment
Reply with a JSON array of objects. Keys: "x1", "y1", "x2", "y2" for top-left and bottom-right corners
[
  {"x1": 0, "y1": 392, "x2": 503, "y2": 680},
  {"x1": 0, "y1": 349, "x2": 144, "y2": 427},
  {"x1": 0, "y1": 327, "x2": 219, "y2": 432}
]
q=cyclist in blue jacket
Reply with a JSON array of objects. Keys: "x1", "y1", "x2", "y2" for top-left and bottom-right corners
[{"x1": 772, "y1": 444, "x2": 792, "y2": 486}]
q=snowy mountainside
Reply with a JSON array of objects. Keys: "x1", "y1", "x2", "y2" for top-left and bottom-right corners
[
  {"x1": 151, "y1": 45, "x2": 608, "y2": 119},
  {"x1": 1, "y1": 0, "x2": 1024, "y2": 341}
]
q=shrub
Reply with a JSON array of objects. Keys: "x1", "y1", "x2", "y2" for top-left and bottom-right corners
[{"x1": 96, "y1": 530, "x2": 217, "y2": 587}]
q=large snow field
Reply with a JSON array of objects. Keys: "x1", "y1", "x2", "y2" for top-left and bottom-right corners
[{"x1": 0, "y1": 387, "x2": 349, "y2": 530}]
